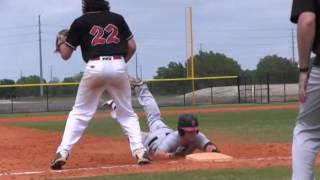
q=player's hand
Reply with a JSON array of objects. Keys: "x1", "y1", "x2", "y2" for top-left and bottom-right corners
[
  {"x1": 205, "y1": 143, "x2": 221, "y2": 153},
  {"x1": 298, "y1": 72, "x2": 309, "y2": 103}
]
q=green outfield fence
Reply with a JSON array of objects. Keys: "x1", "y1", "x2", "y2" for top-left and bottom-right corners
[{"x1": 0, "y1": 74, "x2": 298, "y2": 113}]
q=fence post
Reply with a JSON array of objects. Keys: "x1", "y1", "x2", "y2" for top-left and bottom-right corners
[
  {"x1": 244, "y1": 76, "x2": 247, "y2": 103},
  {"x1": 210, "y1": 86, "x2": 214, "y2": 105},
  {"x1": 267, "y1": 73, "x2": 270, "y2": 104},
  {"x1": 283, "y1": 73, "x2": 286, "y2": 103},
  {"x1": 149, "y1": 82, "x2": 153, "y2": 93},
  {"x1": 10, "y1": 90, "x2": 14, "y2": 113},
  {"x1": 46, "y1": 85, "x2": 49, "y2": 112},
  {"x1": 253, "y1": 77, "x2": 256, "y2": 103},
  {"x1": 183, "y1": 81, "x2": 186, "y2": 106},
  {"x1": 260, "y1": 77, "x2": 263, "y2": 103},
  {"x1": 237, "y1": 75, "x2": 241, "y2": 104}
]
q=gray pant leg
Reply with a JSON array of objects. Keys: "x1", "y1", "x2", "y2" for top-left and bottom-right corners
[
  {"x1": 134, "y1": 84, "x2": 169, "y2": 132},
  {"x1": 292, "y1": 125, "x2": 318, "y2": 180},
  {"x1": 292, "y1": 67, "x2": 320, "y2": 180}
]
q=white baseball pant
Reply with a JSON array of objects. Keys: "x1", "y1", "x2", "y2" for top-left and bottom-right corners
[{"x1": 56, "y1": 56, "x2": 145, "y2": 155}]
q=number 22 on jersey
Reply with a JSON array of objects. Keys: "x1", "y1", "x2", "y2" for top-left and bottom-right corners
[{"x1": 89, "y1": 24, "x2": 120, "y2": 46}]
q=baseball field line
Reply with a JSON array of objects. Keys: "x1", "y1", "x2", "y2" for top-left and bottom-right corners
[
  {"x1": 0, "y1": 163, "x2": 138, "y2": 177},
  {"x1": 0, "y1": 156, "x2": 292, "y2": 178}
]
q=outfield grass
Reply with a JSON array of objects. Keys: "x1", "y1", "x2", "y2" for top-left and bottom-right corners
[
  {"x1": 0, "y1": 111, "x2": 70, "y2": 118},
  {"x1": 14, "y1": 119, "x2": 126, "y2": 137},
  {"x1": 198, "y1": 109, "x2": 298, "y2": 142},
  {"x1": 13, "y1": 108, "x2": 298, "y2": 142},
  {"x1": 56, "y1": 166, "x2": 307, "y2": 180},
  {"x1": 0, "y1": 102, "x2": 295, "y2": 118}
]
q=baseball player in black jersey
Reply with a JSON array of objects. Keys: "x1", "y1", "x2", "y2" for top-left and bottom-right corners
[{"x1": 51, "y1": 0, "x2": 150, "y2": 170}]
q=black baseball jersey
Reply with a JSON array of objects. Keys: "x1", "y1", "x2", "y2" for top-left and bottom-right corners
[
  {"x1": 65, "y1": 11, "x2": 133, "y2": 62},
  {"x1": 291, "y1": 0, "x2": 320, "y2": 66}
]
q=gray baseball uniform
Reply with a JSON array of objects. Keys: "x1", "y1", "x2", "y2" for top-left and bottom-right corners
[
  {"x1": 292, "y1": 67, "x2": 320, "y2": 180},
  {"x1": 134, "y1": 84, "x2": 211, "y2": 155},
  {"x1": 291, "y1": 0, "x2": 320, "y2": 179}
]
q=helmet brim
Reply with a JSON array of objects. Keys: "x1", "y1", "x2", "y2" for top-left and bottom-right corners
[{"x1": 181, "y1": 127, "x2": 199, "y2": 132}]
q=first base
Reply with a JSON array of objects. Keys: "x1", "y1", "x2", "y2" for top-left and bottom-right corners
[{"x1": 186, "y1": 152, "x2": 233, "y2": 162}]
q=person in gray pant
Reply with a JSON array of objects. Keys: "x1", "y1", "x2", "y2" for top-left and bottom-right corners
[
  {"x1": 105, "y1": 77, "x2": 220, "y2": 159},
  {"x1": 290, "y1": 0, "x2": 320, "y2": 179}
]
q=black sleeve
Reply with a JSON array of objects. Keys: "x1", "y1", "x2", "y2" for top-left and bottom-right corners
[
  {"x1": 119, "y1": 15, "x2": 133, "y2": 40},
  {"x1": 290, "y1": 0, "x2": 317, "y2": 23},
  {"x1": 65, "y1": 19, "x2": 81, "y2": 50}
]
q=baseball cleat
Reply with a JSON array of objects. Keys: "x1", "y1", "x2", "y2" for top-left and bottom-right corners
[
  {"x1": 128, "y1": 76, "x2": 144, "y2": 89},
  {"x1": 133, "y1": 148, "x2": 151, "y2": 165},
  {"x1": 102, "y1": 99, "x2": 116, "y2": 111},
  {"x1": 102, "y1": 99, "x2": 117, "y2": 119},
  {"x1": 50, "y1": 150, "x2": 69, "y2": 170}
]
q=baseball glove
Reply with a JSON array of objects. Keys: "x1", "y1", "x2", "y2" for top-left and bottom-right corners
[{"x1": 55, "y1": 29, "x2": 69, "y2": 52}]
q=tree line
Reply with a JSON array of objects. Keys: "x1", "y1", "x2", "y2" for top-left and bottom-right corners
[
  {"x1": 150, "y1": 51, "x2": 298, "y2": 94},
  {"x1": 0, "y1": 73, "x2": 83, "y2": 98}
]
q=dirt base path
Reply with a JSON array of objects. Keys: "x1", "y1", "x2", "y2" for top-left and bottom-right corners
[{"x1": 0, "y1": 104, "x2": 299, "y2": 180}]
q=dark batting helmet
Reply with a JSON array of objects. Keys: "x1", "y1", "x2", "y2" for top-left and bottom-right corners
[
  {"x1": 177, "y1": 114, "x2": 199, "y2": 136},
  {"x1": 82, "y1": 0, "x2": 110, "y2": 14}
]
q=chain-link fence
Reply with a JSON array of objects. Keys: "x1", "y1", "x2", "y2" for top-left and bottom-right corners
[{"x1": 0, "y1": 75, "x2": 298, "y2": 114}]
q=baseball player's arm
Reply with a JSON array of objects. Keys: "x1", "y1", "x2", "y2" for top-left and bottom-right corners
[
  {"x1": 153, "y1": 149, "x2": 175, "y2": 159},
  {"x1": 124, "y1": 38, "x2": 136, "y2": 62},
  {"x1": 154, "y1": 133, "x2": 182, "y2": 159},
  {"x1": 196, "y1": 132, "x2": 220, "y2": 153},
  {"x1": 119, "y1": 15, "x2": 135, "y2": 62},
  {"x1": 297, "y1": 12, "x2": 316, "y2": 103},
  {"x1": 297, "y1": 13, "x2": 315, "y2": 69},
  {"x1": 296, "y1": 13, "x2": 315, "y2": 103},
  {"x1": 290, "y1": 0, "x2": 316, "y2": 103},
  {"x1": 57, "y1": 19, "x2": 80, "y2": 60}
]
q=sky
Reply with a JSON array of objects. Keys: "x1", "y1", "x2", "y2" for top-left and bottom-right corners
[{"x1": 0, "y1": 0, "x2": 295, "y2": 82}]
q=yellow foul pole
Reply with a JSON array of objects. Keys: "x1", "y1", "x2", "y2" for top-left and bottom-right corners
[{"x1": 186, "y1": 7, "x2": 196, "y2": 104}]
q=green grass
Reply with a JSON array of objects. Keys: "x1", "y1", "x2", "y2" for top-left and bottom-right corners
[
  {"x1": 0, "y1": 102, "x2": 294, "y2": 118},
  {"x1": 197, "y1": 109, "x2": 298, "y2": 142},
  {"x1": 57, "y1": 166, "x2": 301, "y2": 180},
  {"x1": 0, "y1": 111, "x2": 69, "y2": 118},
  {"x1": 14, "y1": 118, "x2": 125, "y2": 137},
  {"x1": 13, "y1": 108, "x2": 298, "y2": 142},
  {"x1": 148, "y1": 109, "x2": 298, "y2": 142},
  {"x1": 13, "y1": 117, "x2": 155, "y2": 137}
]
